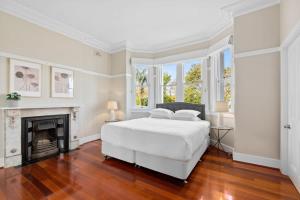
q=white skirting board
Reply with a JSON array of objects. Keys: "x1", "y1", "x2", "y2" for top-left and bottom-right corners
[
  {"x1": 79, "y1": 133, "x2": 101, "y2": 145},
  {"x1": 233, "y1": 151, "x2": 280, "y2": 169},
  {"x1": 210, "y1": 139, "x2": 234, "y2": 153},
  {"x1": 0, "y1": 157, "x2": 4, "y2": 168}
]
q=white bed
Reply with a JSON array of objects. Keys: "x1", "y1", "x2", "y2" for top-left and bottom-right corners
[{"x1": 101, "y1": 103, "x2": 210, "y2": 180}]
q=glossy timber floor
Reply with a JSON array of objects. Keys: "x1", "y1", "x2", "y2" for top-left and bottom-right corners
[{"x1": 0, "y1": 141, "x2": 299, "y2": 200}]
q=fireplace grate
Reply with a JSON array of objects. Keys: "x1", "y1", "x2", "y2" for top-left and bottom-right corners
[{"x1": 21, "y1": 115, "x2": 69, "y2": 165}]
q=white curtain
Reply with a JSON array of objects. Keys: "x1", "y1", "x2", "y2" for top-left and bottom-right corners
[
  {"x1": 209, "y1": 53, "x2": 221, "y2": 112},
  {"x1": 201, "y1": 59, "x2": 209, "y2": 113}
]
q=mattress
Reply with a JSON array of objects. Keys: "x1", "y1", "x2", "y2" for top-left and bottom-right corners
[{"x1": 101, "y1": 118, "x2": 210, "y2": 161}]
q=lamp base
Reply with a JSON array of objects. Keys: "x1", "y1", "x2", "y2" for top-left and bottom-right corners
[{"x1": 110, "y1": 110, "x2": 116, "y2": 121}]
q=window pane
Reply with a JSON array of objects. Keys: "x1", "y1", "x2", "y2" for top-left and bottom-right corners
[
  {"x1": 135, "y1": 64, "x2": 149, "y2": 108},
  {"x1": 184, "y1": 85, "x2": 202, "y2": 104},
  {"x1": 163, "y1": 86, "x2": 176, "y2": 103},
  {"x1": 162, "y1": 63, "x2": 177, "y2": 86},
  {"x1": 135, "y1": 86, "x2": 148, "y2": 107},
  {"x1": 135, "y1": 65, "x2": 148, "y2": 86},
  {"x1": 184, "y1": 60, "x2": 202, "y2": 84},
  {"x1": 223, "y1": 48, "x2": 232, "y2": 110}
]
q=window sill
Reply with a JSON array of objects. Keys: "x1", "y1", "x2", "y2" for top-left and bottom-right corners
[{"x1": 131, "y1": 108, "x2": 152, "y2": 113}]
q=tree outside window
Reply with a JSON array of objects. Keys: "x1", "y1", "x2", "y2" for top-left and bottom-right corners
[
  {"x1": 222, "y1": 48, "x2": 232, "y2": 110},
  {"x1": 135, "y1": 65, "x2": 149, "y2": 107},
  {"x1": 184, "y1": 62, "x2": 202, "y2": 104},
  {"x1": 162, "y1": 64, "x2": 176, "y2": 103}
]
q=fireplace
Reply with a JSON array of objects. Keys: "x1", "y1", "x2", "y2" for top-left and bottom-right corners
[{"x1": 21, "y1": 114, "x2": 69, "y2": 164}]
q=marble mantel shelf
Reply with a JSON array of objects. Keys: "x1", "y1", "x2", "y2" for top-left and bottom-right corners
[{"x1": 0, "y1": 105, "x2": 80, "y2": 110}]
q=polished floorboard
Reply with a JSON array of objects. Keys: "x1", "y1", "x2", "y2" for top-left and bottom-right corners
[{"x1": 0, "y1": 141, "x2": 299, "y2": 200}]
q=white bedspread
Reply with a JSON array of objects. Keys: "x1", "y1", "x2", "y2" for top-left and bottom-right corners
[{"x1": 101, "y1": 118, "x2": 210, "y2": 161}]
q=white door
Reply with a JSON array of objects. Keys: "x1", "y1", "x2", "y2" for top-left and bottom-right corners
[{"x1": 287, "y1": 35, "x2": 300, "y2": 192}]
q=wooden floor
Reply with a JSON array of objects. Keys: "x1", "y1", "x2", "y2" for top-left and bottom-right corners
[{"x1": 0, "y1": 141, "x2": 299, "y2": 200}]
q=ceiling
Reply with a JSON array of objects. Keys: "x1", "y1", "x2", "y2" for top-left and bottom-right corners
[{"x1": 3, "y1": 0, "x2": 240, "y2": 52}]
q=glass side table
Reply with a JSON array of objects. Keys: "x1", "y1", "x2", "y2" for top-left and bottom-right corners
[{"x1": 210, "y1": 126, "x2": 233, "y2": 153}]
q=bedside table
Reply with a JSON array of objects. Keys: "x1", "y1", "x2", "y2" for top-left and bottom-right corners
[{"x1": 210, "y1": 126, "x2": 233, "y2": 153}]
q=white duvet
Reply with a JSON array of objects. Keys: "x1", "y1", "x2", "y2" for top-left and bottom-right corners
[{"x1": 101, "y1": 118, "x2": 210, "y2": 161}]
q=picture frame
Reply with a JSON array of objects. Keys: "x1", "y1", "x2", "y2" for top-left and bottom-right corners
[
  {"x1": 51, "y1": 67, "x2": 74, "y2": 98},
  {"x1": 9, "y1": 59, "x2": 42, "y2": 97}
]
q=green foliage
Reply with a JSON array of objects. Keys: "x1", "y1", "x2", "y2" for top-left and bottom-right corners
[
  {"x1": 223, "y1": 67, "x2": 232, "y2": 106},
  {"x1": 185, "y1": 64, "x2": 201, "y2": 84},
  {"x1": 184, "y1": 86, "x2": 201, "y2": 104},
  {"x1": 135, "y1": 68, "x2": 148, "y2": 107},
  {"x1": 6, "y1": 92, "x2": 21, "y2": 100},
  {"x1": 163, "y1": 73, "x2": 171, "y2": 85},
  {"x1": 163, "y1": 73, "x2": 175, "y2": 103},
  {"x1": 184, "y1": 64, "x2": 202, "y2": 104},
  {"x1": 163, "y1": 94, "x2": 175, "y2": 103}
]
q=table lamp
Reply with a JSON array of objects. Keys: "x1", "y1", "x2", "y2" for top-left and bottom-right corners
[
  {"x1": 215, "y1": 101, "x2": 228, "y2": 127},
  {"x1": 107, "y1": 101, "x2": 118, "y2": 121}
]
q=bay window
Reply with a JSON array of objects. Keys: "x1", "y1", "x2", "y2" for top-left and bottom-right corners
[{"x1": 131, "y1": 39, "x2": 234, "y2": 114}]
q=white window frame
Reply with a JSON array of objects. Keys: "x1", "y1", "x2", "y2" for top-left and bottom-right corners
[
  {"x1": 220, "y1": 46, "x2": 234, "y2": 112},
  {"x1": 131, "y1": 64, "x2": 154, "y2": 110},
  {"x1": 158, "y1": 59, "x2": 205, "y2": 104}
]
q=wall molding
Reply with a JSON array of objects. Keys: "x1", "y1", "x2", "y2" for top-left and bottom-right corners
[
  {"x1": 0, "y1": 0, "x2": 110, "y2": 52},
  {"x1": 233, "y1": 151, "x2": 280, "y2": 168},
  {"x1": 235, "y1": 47, "x2": 280, "y2": 58},
  {"x1": 79, "y1": 133, "x2": 101, "y2": 145},
  {"x1": 222, "y1": 0, "x2": 280, "y2": 17},
  {"x1": 210, "y1": 140, "x2": 234, "y2": 153},
  {"x1": 0, "y1": 51, "x2": 130, "y2": 79}
]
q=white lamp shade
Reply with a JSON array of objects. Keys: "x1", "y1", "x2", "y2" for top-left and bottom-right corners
[
  {"x1": 215, "y1": 101, "x2": 228, "y2": 112},
  {"x1": 107, "y1": 101, "x2": 118, "y2": 110}
]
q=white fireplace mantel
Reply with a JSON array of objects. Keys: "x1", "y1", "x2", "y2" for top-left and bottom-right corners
[
  {"x1": 0, "y1": 105, "x2": 80, "y2": 110},
  {"x1": 0, "y1": 106, "x2": 80, "y2": 168}
]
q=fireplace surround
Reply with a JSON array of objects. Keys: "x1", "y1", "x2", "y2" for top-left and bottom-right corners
[
  {"x1": 0, "y1": 106, "x2": 80, "y2": 168},
  {"x1": 21, "y1": 114, "x2": 69, "y2": 165}
]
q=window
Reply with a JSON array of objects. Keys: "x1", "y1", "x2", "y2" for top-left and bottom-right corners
[
  {"x1": 134, "y1": 64, "x2": 149, "y2": 108},
  {"x1": 183, "y1": 60, "x2": 202, "y2": 104},
  {"x1": 221, "y1": 48, "x2": 233, "y2": 111},
  {"x1": 161, "y1": 63, "x2": 177, "y2": 103},
  {"x1": 160, "y1": 60, "x2": 203, "y2": 104}
]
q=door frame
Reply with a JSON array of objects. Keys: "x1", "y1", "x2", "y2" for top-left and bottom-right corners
[{"x1": 280, "y1": 20, "x2": 300, "y2": 185}]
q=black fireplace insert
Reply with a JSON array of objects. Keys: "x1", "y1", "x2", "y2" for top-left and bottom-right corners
[{"x1": 21, "y1": 114, "x2": 69, "y2": 165}]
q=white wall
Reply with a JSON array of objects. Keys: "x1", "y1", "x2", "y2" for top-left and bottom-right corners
[
  {"x1": 0, "y1": 11, "x2": 111, "y2": 138},
  {"x1": 280, "y1": 0, "x2": 300, "y2": 42},
  {"x1": 234, "y1": 5, "x2": 280, "y2": 159}
]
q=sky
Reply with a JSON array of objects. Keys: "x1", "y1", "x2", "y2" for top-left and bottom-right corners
[{"x1": 163, "y1": 48, "x2": 232, "y2": 81}]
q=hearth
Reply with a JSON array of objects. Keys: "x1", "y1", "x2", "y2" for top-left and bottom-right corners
[{"x1": 21, "y1": 114, "x2": 69, "y2": 164}]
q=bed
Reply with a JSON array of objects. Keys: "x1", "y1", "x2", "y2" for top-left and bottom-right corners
[{"x1": 101, "y1": 103, "x2": 210, "y2": 181}]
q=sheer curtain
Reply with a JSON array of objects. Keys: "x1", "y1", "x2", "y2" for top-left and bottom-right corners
[{"x1": 209, "y1": 53, "x2": 221, "y2": 113}]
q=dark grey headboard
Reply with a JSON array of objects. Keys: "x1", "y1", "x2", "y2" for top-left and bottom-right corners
[{"x1": 156, "y1": 102, "x2": 205, "y2": 120}]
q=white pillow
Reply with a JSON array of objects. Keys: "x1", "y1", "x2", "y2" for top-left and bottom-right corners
[
  {"x1": 150, "y1": 108, "x2": 174, "y2": 119},
  {"x1": 174, "y1": 110, "x2": 201, "y2": 121}
]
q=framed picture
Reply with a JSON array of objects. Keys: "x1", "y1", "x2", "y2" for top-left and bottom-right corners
[
  {"x1": 51, "y1": 67, "x2": 74, "y2": 98},
  {"x1": 10, "y1": 59, "x2": 42, "y2": 97}
]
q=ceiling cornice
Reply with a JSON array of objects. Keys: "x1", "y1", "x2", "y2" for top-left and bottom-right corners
[
  {"x1": 0, "y1": 0, "x2": 111, "y2": 52},
  {"x1": 0, "y1": 0, "x2": 233, "y2": 54},
  {"x1": 222, "y1": 0, "x2": 280, "y2": 17}
]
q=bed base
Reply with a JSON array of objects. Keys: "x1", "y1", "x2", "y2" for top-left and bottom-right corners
[{"x1": 101, "y1": 135, "x2": 209, "y2": 180}]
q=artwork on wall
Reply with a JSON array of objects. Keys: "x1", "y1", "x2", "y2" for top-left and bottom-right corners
[
  {"x1": 9, "y1": 59, "x2": 42, "y2": 97},
  {"x1": 51, "y1": 67, "x2": 74, "y2": 98}
]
